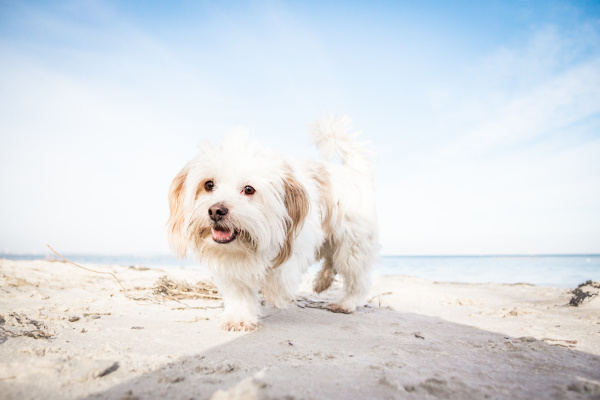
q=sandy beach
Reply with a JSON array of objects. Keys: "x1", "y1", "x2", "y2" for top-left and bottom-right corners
[{"x1": 1, "y1": 258, "x2": 599, "y2": 399}]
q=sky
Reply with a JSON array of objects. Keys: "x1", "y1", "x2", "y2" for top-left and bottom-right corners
[{"x1": 0, "y1": 0, "x2": 599, "y2": 256}]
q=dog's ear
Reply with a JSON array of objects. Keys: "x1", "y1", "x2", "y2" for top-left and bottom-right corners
[
  {"x1": 167, "y1": 167, "x2": 189, "y2": 259},
  {"x1": 272, "y1": 167, "x2": 310, "y2": 268}
]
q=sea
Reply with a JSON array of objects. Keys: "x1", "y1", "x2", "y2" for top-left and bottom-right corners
[{"x1": 2, "y1": 253, "x2": 598, "y2": 289}]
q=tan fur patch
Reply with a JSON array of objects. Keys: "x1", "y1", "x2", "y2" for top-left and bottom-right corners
[
  {"x1": 167, "y1": 167, "x2": 189, "y2": 259},
  {"x1": 272, "y1": 167, "x2": 310, "y2": 268},
  {"x1": 195, "y1": 178, "x2": 213, "y2": 199}
]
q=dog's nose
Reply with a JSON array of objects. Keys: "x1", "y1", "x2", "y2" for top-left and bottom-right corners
[{"x1": 208, "y1": 203, "x2": 228, "y2": 221}]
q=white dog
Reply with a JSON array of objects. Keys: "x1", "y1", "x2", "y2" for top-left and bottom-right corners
[{"x1": 167, "y1": 115, "x2": 378, "y2": 331}]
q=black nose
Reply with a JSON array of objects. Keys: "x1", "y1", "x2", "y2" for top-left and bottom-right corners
[{"x1": 208, "y1": 203, "x2": 228, "y2": 221}]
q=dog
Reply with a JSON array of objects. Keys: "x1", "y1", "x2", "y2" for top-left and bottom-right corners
[{"x1": 167, "y1": 115, "x2": 379, "y2": 331}]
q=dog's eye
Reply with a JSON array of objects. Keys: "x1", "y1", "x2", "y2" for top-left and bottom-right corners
[
  {"x1": 204, "y1": 181, "x2": 215, "y2": 191},
  {"x1": 243, "y1": 186, "x2": 255, "y2": 195}
]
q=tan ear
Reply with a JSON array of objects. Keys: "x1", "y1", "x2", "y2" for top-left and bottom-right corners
[
  {"x1": 167, "y1": 167, "x2": 189, "y2": 259},
  {"x1": 272, "y1": 168, "x2": 310, "y2": 268}
]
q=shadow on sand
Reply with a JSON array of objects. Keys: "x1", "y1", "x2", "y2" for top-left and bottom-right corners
[{"x1": 70, "y1": 303, "x2": 600, "y2": 400}]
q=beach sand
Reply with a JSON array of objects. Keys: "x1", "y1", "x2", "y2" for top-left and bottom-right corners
[{"x1": 1, "y1": 259, "x2": 599, "y2": 399}]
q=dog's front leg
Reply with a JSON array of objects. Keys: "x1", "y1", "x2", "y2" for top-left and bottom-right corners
[{"x1": 217, "y1": 279, "x2": 260, "y2": 331}]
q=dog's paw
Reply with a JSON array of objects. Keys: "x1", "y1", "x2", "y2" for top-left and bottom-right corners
[
  {"x1": 221, "y1": 320, "x2": 259, "y2": 332},
  {"x1": 327, "y1": 302, "x2": 355, "y2": 314}
]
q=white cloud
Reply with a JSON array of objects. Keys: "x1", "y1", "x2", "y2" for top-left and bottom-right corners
[
  {"x1": 439, "y1": 57, "x2": 600, "y2": 159},
  {"x1": 378, "y1": 25, "x2": 600, "y2": 255}
]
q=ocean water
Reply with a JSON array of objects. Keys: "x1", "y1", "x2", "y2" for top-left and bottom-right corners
[
  {"x1": 375, "y1": 255, "x2": 599, "y2": 289},
  {"x1": 2, "y1": 253, "x2": 598, "y2": 289}
]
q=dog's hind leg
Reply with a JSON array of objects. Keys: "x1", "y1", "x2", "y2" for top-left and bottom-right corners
[
  {"x1": 313, "y1": 240, "x2": 336, "y2": 293},
  {"x1": 314, "y1": 258, "x2": 336, "y2": 294},
  {"x1": 327, "y1": 227, "x2": 377, "y2": 313}
]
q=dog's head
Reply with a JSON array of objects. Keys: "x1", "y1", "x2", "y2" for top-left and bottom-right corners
[{"x1": 167, "y1": 132, "x2": 309, "y2": 267}]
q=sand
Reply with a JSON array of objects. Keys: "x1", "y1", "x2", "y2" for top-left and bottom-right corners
[{"x1": 1, "y1": 259, "x2": 599, "y2": 399}]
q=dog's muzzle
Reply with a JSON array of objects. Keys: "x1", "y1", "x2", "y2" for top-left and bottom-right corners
[{"x1": 209, "y1": 203, "x2": 236, "y2": 243}]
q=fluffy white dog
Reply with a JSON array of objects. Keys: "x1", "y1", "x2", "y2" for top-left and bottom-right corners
[{"x1": 167, "y1": 115, "x2": 378, "y2": 331}]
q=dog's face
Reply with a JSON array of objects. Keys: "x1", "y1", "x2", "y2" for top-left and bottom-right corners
[{"x1": 167, "y1": 133, "x2": 309, "y2": 266}]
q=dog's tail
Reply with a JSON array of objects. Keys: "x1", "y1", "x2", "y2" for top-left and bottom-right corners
[{"x1": 309, "y1": 114, "x2": 374, "y2": 177}]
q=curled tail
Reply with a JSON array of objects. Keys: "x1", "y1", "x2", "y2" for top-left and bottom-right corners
[{"x1": 308, "y1": 114, "x2": 374, "y2": 177}]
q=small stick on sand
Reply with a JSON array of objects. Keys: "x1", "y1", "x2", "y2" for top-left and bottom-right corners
[
  {"x1": 45, "y1": 244, "x2": 126, "y2": 291},
  {"x1": 368, "y1": 292, "x2": 393, "y2": 307},
  {"x1": 0, "y1": 326, "x2": 53, "y2": 339},
  {"x1": 542, "y1": 337, "x2": 578, "y2": 344},
  {"x1": 0, "y1": 326, "x2": 21, "y2": 337}
]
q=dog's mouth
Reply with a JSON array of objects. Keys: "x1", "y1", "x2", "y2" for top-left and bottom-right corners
[{"x1": 211, "y1": 227, "x2": 237, "y2": 244}]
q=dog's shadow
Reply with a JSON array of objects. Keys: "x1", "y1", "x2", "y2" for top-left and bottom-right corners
[{"x1": 71, "y1": 302, "x2": 600, "y2": 400}]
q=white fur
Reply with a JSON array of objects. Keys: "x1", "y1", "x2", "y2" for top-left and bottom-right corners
[{"x1": 167, "y1": 115, "x2": 379, "y2": 331}]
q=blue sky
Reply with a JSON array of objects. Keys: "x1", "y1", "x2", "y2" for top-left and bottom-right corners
[{"x1": 1, "y1": 0, "x2": 599, "y2": 255}]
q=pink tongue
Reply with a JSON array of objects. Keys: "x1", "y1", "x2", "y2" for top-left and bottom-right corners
[{"x1": 212, "y1": 228, "x2": 232, "y2": 240}]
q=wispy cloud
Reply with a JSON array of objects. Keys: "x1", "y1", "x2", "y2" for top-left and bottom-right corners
[
  {"x1": 378, "y1": 23, "x2": 600, "y2": 254},
  {"x1": 441, "y1": 57, "x2": 600, "y2": 159}
]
